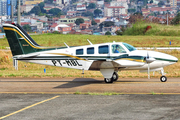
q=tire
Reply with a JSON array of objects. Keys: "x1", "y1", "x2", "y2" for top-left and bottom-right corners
[
  {"x1": 112, "y1": 72, "x2": 118, "y2": 81},
  {"x1": 104, "y1": 78, "x2": 113, "y2": 83},
  {"x1": 160, "y1": 76, "x2": 167, "y2": 82}
]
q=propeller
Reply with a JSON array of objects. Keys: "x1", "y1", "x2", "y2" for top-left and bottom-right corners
[{"x1": 145, "y1": 52, "x2": 156, "y2": 79}]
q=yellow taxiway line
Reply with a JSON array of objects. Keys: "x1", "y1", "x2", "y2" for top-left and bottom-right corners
[
  {"x1": 0, "y1": 95, "x2": 59, "y2": 119},
  {"x1": 0, "y1": 92, "x2": 180, "y2": 95}
]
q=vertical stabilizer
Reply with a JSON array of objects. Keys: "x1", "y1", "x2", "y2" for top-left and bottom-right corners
[{"x1": 3, "y1": 23, "x2": 44, "y2": 56}]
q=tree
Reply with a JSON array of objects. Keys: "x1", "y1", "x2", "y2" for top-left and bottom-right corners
[
  {"x1": 1, "y1": 27, "x2": 4, "y2": 33},
  {"x1": 99, "y1": 21, "x2": 114, "y2": 29},
  {"x1": 49, "y1": 8, "x2": 63, "y2": 17},
  {"x1": 38, "y1": 2, "x2": 45, "y2": 13},
  {"x1": 150, "y1": 0, "x2": 153, "y2": 3},
  {"x1": 128, "y1": 8, "x2": 136, "y2": 13},
  {"x1": 94, "y1": 9, "x2": 102, "y2": 16},
  {"x1": 105, "y1": 31, "x2": 111, "y2": 35},
  {"x1": 23, "y1": 24, "x2": 31, "y2": 32},
  {"x1": 115, "y1": 27, "x2": 126, "y2": 35},
  {"x1": 29, "y1": 6, "x2": 41, "y2": 15},
  {"x1": 129, "y1": 13, "x2": 143, "y2": 24},
  {"x1": 71, "y1": 0, "x2": 78, "y2": 3},
  {"x1": 104, "y1": 0, "x2": 112, "y2": 3},
  {"x1": 75, "y1": 18, "x2": 84, "y2": 25},
  {"x1": 158, "y1": 1, "x2": 165, "y2": 7},
  {"x1": 87, "y1": 3, "x2": 96, "y2": 9},
  {"x1": 104, "y1": 21, "x2": 114, "y2": 27},
  {"x1": 171, "y1": 12, "x2": 180, "y2": 25},
  {"x1": 91, "y1": 20, "x2": 97, "y2": 25},
  {"x1": 82, "y1": 11, "x2": 93, "y2": 18},
  {"x1": 44, "y1": 0, "x2": 53, "y2": 3}
]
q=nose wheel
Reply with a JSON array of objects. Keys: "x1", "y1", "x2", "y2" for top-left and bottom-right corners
[{"x1": 160, "y1": 76, "x2": 167, "y2": 82}]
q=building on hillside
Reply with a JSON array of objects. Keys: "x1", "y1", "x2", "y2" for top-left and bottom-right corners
[
  {"x1": 30, "y1": 22, "x2": 43, "y2": 32},
  {"x1": 77, "y1": 4, "x2": 86, "y2": 11},
  {"x1": 50, "y1": 23, "x2": 71, "y2": 34},
  {"x1": 0, "y1": 0, "x2": 7, "y2": 16},
  {"x1": 58, "y1": 16, "x2": 91, "y2": 24},
  {"x1": 94, "y1": 17, "x2": 107, "y2": 24},
  {"x1": 67, "y1": 11, "x2": 77, "y2": 17},
  {"x1": 102, "y1": 26, "x2": 120, "y2": 35},
  {"x1": 141, "y1": 8, "x2": 151, "y2": 16},
  {"x1": 54, "y1": 0, "x2": 63, "y2": 6},
  {"x1": 104, "y1": 0, "x2": 128, "y2": 17},
  {"x1": 21, "y1": 4, "x2": 34, "y2": 13},
  {"x1": 170, "y1": 0, "x2": 177, "y2": 7},
  {"x1": 149, "y1": 7, "x2": 172, "y2": 14},
  {"x1": 79, "y1": 23, "x2": 91, "y2": 30},
  {"x1": 25, "y1": 0, "x2": 44, "y2": 5}
]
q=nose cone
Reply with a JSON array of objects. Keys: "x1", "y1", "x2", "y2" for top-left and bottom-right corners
[
  {"x1": 130, "y1": 50, "x2": 178, "y2": 63},
  {"x1": 149, "y1": 51, "x2": 178, "y2": 64}
]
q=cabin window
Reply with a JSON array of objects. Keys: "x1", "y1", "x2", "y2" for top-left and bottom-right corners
[
  {"x1": 87, "y1": 47, "x2": 94, "y2": 54},
  {"x1": 99, "y1": 45, "x2": 109, "y2": 54},
  {"x1": 112, "y1": 44, "x2": 126, "y2": 53},
  {"x1": 76, "y1": 49, "x2": 83, "y2": 55}
]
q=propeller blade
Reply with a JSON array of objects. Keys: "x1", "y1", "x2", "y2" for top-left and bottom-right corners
[{"x1": 146, "y1": 52, "x2": 156, "y2": 63}]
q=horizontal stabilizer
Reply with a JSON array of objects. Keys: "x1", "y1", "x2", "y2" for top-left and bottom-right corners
[{"x1": 15, "y1": 53, "x2": 40, "y2": 59}]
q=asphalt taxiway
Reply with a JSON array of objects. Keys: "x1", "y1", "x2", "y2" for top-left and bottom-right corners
[
  {"x1": 0, "y1": 78, "x2": 180, "y2": 120},
  {"x1": 0, "y1": 78, "x2": 180, "y2": 94}
]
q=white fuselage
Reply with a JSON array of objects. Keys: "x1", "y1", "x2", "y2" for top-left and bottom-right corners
[{"x1": 16, "y1": 42, "x2": 178, "y2": 72}]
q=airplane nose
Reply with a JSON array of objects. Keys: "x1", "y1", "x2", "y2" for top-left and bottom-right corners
[
  {"x1": 148, "y1": 51, "x2": 178, "y2": 63},
  {"x1": 169, "y1": 56, "x2": 178, "y2": 63}
]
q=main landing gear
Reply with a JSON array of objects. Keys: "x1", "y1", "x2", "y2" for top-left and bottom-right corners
[{"x1": 104, "y1": 72, "x2": 119, "y2": 83}]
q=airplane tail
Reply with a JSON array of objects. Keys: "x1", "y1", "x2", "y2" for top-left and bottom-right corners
[{"x1": 3, "y1": 23, "x2": 46, "y2": 56}]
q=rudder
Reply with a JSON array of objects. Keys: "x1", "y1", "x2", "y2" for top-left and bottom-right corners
[{"x1": 3, "y1": 23, "x2": 41, "y2": 56}]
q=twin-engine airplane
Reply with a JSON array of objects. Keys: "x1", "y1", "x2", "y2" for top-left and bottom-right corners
[{"x1": 3, "y1": 23, "x2": 178, "y2": 83}]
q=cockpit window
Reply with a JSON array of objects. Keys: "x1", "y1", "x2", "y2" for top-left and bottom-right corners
[
  {"x1": 123, "y1": 43, "x2": 136, "y2": 52},
  {"x1": 112, "y1": 44, "x2": 126, "y2": 53}
]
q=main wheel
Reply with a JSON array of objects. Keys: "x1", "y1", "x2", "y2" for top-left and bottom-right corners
[
  {"x1": 160, "y1": 76, "x2": 167, "y2": 82},
  {"x1": 104, "y1": 78, "x2": 113, "y2": 83},
  {"x1": 112, "y1": 72, "x2": 118, "y2": 81}
]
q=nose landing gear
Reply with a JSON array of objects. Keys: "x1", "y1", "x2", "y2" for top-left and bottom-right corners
[
  {"x1": 160, "y1": 69, "x2": 167, "y2": 82},
  {"x1": 160, "y1": 76, "x2": 167, "y2": 82}
]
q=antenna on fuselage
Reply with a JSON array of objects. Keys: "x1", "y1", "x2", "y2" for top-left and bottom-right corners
[
  {"x1": 87, "y1": 39, "x2": 93, "y2": 45},
  {"x1": 64, "y1": 42, "x2": 69, "y2": 48}
]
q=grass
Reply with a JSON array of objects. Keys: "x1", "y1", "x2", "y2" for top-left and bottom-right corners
[
  {"x1": 124, "y1": 21, "x2": 180, "y2": 36},
  {"x1": 1, "y1": 33, "x2": 180, "y2": 48},
  {"x1": 0, "y1": 23, "x2": 180, "y2": 78}
]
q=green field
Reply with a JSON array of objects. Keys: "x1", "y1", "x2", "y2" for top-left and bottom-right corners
[
  {"x1": 0, "y1": 33, "x2": 180, "y2": 79},
  {"x1": 1, "y1": 34, "x2": 180, "y2": 50}
]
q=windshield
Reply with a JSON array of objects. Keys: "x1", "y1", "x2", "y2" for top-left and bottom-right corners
[
  {"x1": 123, "y1": 43, "x2": 136, "y2": 52},
  {"x1": 112, "y1": 44, "x2": 126, "y2": 53}
]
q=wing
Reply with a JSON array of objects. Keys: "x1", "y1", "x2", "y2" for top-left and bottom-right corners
[{"x1": 112, "y1": 55, "x2": 145, "y2": 67}]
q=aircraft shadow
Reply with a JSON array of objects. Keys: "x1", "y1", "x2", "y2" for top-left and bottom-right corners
[{"x1": 54, "y1": 78, "x2": 104, "y2": 89}]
